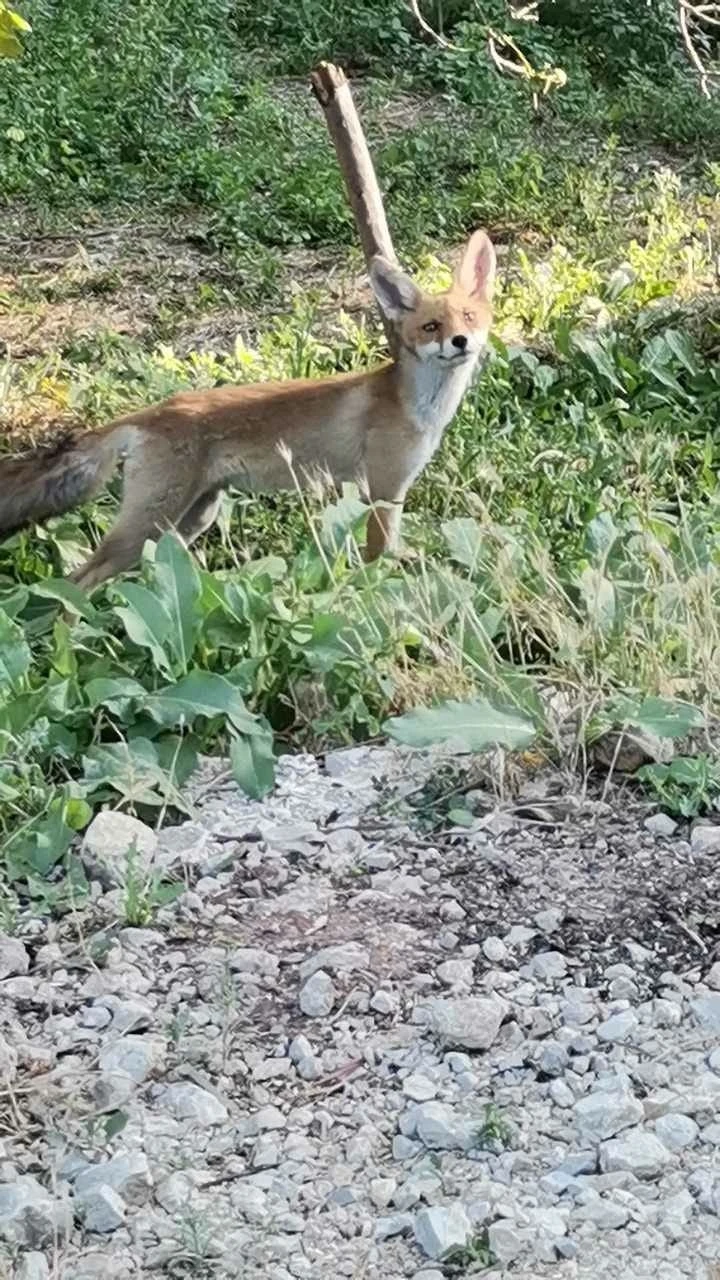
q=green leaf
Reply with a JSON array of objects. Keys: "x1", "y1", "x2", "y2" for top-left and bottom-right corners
[
  {"x1": 442, "y1": 517, "x2": 485, "y2": 571},
  {"x1": 577, "y1": 566, "x2": 616, "y2": 633},
  {"x1": 82, "y1": 737, "x2": 191, "y2": 810},
  {"x1": 30, "y1": 578, "x2": 98, "y2": 621},
  {"x1": 229, "y1": 728, "x2": 275, "y2": 799},
  {"x1": 570, "y1": 332, "x2": 624, "y2": 391},
  {"x1": 114, "y1": 584, "x2": 175, "y2": 677},
  {"x1": 320, "y1": 485, "x2": 369, "y2": 555},
  {"x1": 0, "y1": 608, "x2": 31, "y2": 689},
  {"x1": 385, "y1": 698, "x2": 536, "y2": 753},
  {"x1": 103, "y1": 1110, "x2": 129, "y2": 1140},
  {"x1": 84, "y1": 676, "x2": 147, "y2": 716},
  {"x1": 142, "y1": 669, "x2": 260, "y2": 735},
  {"x1": 152, "y1": 534, "x2": 201, "y2": 674},
  {"x1": 626, "y1": 697, "x2": 704, "y2": 740}
]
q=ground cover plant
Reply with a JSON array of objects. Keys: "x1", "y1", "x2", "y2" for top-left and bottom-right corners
[{"x1": 1, "y1": 0, "x2": 720, "y2": 914}]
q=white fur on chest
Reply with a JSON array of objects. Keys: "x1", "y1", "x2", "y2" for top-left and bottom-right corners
[{"x1": 403, "y1": 357, "x2": 476, "y2": 437}]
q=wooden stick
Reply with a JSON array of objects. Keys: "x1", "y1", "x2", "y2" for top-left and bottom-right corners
[{"x1": 310, "y1": 61, "x2": 398, "y2": 353}]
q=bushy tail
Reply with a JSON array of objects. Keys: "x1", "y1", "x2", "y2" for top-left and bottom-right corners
[{"x1": 0, "y1": 429, "x2": 122, "y2": 537}]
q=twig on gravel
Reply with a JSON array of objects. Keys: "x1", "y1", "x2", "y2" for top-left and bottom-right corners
[{"x1": 667, "y1": 910, "x2": 709, "y2": 954}]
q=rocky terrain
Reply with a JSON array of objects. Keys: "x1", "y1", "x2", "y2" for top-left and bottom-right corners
[{"x1": 1, "y1": 745, "x2": 720, "y2": 1280}]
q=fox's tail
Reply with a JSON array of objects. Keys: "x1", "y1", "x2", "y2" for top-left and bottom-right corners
[{"x1": 0, "y1": 427, "x2": 124, "y2": 537}]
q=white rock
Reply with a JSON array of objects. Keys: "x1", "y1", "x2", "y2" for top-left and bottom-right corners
[
  {"x1": 402, "y1": 1073, "x2": 437, "y2": 1102},
  {"x1": 482, "y1": 936, "x2": 509, "y2": 963},
  {"x1": 16, "y1": 1254, "x2": 50, "y2": 1280},
  {"x1": 98, "y1": 1035, "x2": 166, "y2": 1084},
  {"x1": 0, "y1": 1033, "x2": 17, "y2": 1083},
  {"x1": 158, "y1": 1083, "x2": 228, "y2": 1124},
  {"x1": 416, "y1": 996, "x2": 506, "y2": 1050},
  {"x1": 299, "y1": 969, "x2": 335, "y2": 1017},
  {"x1": 654, "y1": 1113, "x2": 699, "y2": 1151},
  {"x1": 229, "y1": 947, "x2": 279, "y2": 976},
  {"x1": 644, "y1": 813, "x2": 677, "y2": 837},
  {"x1": 75, "y1": 1184, "x2": 126, "y2": 1233},
  {"x1": 573, "y1": 1081, "x2": 643, "y2": 1141},
  {"x1": 690, "y1": 823, "x2": 720, "y2": 853},
  {"x1": 600, "y1": 1129, "x2": 672, "y2": 1179},
  {"x1": 573, "y1": 1197, "x2": 629, "y2": 1229},
  {"x1": 414, "y1": 1203, "x2": 472, "y2": 1259},
  {"x1": 406, "y1": 1101, "x2": 476, "y2": 1151},
  {"x1": 252, "y1": 1134, "x2": 280, "y2": 1168},
  {"x1": 692, "y1": 994, "x2": 720, "y2": 1033},
  {"x1": 0, "y1": 935, "x2": 29, "y2": 980},
  {"x1": 370, "y1": 1176, "x2": 397, "y2": 1208},
  {"x1": 376, "y1": 1212, "x2": 413, "y2": 1240},
  {"x1": 705, "y1": 961, "x2": 720, "y2": 991},
  {"x1": 488, "y1": 1219, "x2": 529, "y2": 1262},
  {"x1": 0, "y1": 1175, "x2": 70, "y2": 1247},
  {"x1": 82, "y1": 812, "x2": 157, "y2": 883},
  {"x1": 597, "y1": 1010, "x2": 638, "y2": 1043},
  {"x1": 299, "y1": 942, "x2": 369, "y2": 980},
  {"x1": 74, "y1": 1152, "x2": 152, "y2": 1206},
  {"x1": 531, "y1": 950, "x2": 567, "y2": 980},
  {"x1": 436, "y1": 959, "x2": 474, "y2": 988},
  {"x1": 370, "y1": 989, "x2": 398, "y2": 1015}
]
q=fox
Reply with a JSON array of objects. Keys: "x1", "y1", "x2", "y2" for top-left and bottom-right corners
[{"x1": 0, "y1": 230, "x2": 496, "y2": 591}]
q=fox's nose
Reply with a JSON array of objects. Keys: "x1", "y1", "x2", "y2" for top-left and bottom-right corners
[{"x1": 451, "y1": 334, "x2": 468, "y2": 351}]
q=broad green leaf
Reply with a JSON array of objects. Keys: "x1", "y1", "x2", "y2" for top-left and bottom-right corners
[
  {"x1": 385, "y1": 698, "x2": 536, "y2": 753},
  {"x1": 577, "y1": 566, "x2": 616, "y2": 633},
  {"x1": 83, "y1": 737, "x2": 191, "y2": 810},
  {"x1": 627, "y1": 697, "x2": 704, "y2": 740},
  {"x1": 114, "y1": 584, "x2": 174, "y2": 677},
  {"x1": 0, "y1": 608, "x2": 30, "y2": 689},
  {"x1": 31, "y1": 578, "x2": 98, "y2": 621},
  {"x1": 142, "y1": 669, "x2": 260, "y2": 736},
  {"x1": 152, "y1": 534, "x2": 201, "y2": 674},
  {"x1": 84, "y1": 676, "x2": 147, "y2": 716},
  {"x1": 570, "y1": 332, "x2": 624, "y2": 391},
  {"x1": 229, "y1": 728, "x2": 275, "y2": 799},
  {"x1": 442, "y1": 517, "x2": 484, "y2": 571},
  {"x1": 321, "y1": 485, "x2": 369, "y2": 555}
]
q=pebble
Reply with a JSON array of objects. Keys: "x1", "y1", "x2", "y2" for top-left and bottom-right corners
[
  {"x1": 600, "y1": 1129, "x2": 672, "y2": 1179},
  {"x1": 654, "y1": 1113, "x2": 699, "y2": 1152},
  {"x1": 597, "y1": 1010, "x2": 638, "y2": 1043},
  {"x1": 158, "y1": 1083, "x2": 228, "y2": 1124},
  {"x1": 644, "y1": 813, "x2": 678, "y2": 837},
  {"x1": 691, "y1": 994, "x2": 720, "y2": 1034},
  {"x1": 0, "y1": 1176, "x2": 71, "y2": 1247},
  {"x1": 299, "y1": 969, "x2": 336, "y2": 1017},
  {"x1": 414, "y1": 1204, "x2": 472, "y2": 1259},
  {"x1": 81, "y1": 812, "x2": 157, "y2": 884},
  {"x1": 0, "y1": 934, "x2": 29, "y2": 980},
  {"x1": 573, "y1": 1080, "x2": 644, "y2": 1141},
  {"x1": 690, "y1": 823, "x2": 720, "y2": 853},
  {"x1": 417, "y1": 995, "x2": 506, "y2": 1050}
]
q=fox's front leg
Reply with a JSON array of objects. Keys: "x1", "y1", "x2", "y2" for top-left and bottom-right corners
[{"x1": 365, "y1": 498, "x2": 404, "y2": 562}]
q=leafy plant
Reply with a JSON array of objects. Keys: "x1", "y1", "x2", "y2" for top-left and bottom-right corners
[
  {"x1": 0, "y1": 2, "x2": 30, "y2": 58},
  {"x1": 637, "y1": 755, "x2": 720, "y2": 818}
]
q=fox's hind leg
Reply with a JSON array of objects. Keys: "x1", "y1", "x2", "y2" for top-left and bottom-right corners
[
  {"x1": 177, "y1": 487, "x2": 223, "y2": 545},
  {"x1": 71, "y1": 447, "x2": 200, "y2": 592}
]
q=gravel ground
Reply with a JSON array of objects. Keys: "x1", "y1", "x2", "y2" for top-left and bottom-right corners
[{"x1": 2, "y1": 745, "x2": 720, "y2": 1280}]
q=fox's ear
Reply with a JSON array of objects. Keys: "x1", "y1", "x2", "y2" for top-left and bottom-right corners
[
  {"x1": 369, "y1": 255, "x2": 422, "y2": 321},
  {"x1": 455, "y1": 230, "x2": 496, "y2": 300}
]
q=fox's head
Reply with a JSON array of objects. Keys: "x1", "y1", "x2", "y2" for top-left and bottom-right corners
[{"x1": 369, "y1": 230, "x2": 496, "y2": 368}]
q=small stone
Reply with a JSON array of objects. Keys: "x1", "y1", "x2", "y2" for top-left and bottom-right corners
[
  {"x1": 98, "y1": 1035, "x2": 165, "y2": 1085},
  {"x1": 574, "y1": 1198, "x2": 629, "y2": 1229},
  {"x1": 531, "y1": 950, "x2": 567, "y2": 981},
  {"x1": 289, "y1": 1035, "x2": 314, "y2": 1063},
  {"x1": 436, "y1": 959, "x2": 473, "y2": 988},
  {"x1": 299, "y1": 942, "x2": 369, "y2": 980},
  {"x1": 654, "y1": 1113, "x2": 699, "y2": 1151},
  {"x1": 0, "y1": 1175, "x2": 70, "y2": 1247},
  {"x1": 414, "y1": 1204, "x2": 472, "y2": 1259},
  {"x1": 487, "y1": 1219, "x2": 528, "y2": 1263},
  {"x1": 16, "y1": 1253, "x2": 50, "y2": 1280},
  {"x1": 705, "y1": 961, "x2": 720, "y2": 991},
  {"x1": 376, "y1": 1212, "x2": 413, "y2": 1240},
  {"x1": 369, "y1": 1177, "x2": 396, "y2": 1208},
  {"x1": 417, "y1": 996, "x2": 505, "y2": 1050},
  {"x1": 539, "y1": 1043, "x2": 569, "y2": 1077},
  {"x1": 403, "y1": 1073, "x2": 437, "y2": 1102},
  {"x1": 75, "y1": 1184, "x2": 126, "y2": 1233},
  {"x1": 692, "y1": 994, "x2": 720, "y2": 1033},
  {"x1": 691, "y1": 823, "x2": 720, "y2": 853},
  {"x1": 229, "y1": 948, "x2": 279, "y2": 976},
  {"x1": 0, "y1": 1033, "x2": 17, "y2": 1083},
  {"x1": 299, "y1": 969, "x2": 335, "y2": 1017},
  {"x1": 158, "y1": 1083, "x2": 228, "y2": 1124},
  {"x1": 534, "y1": 908, "x2": 563, "y2": 932},
  {"x1": 252, "y1": 1057, "x2": 292, "y2": 1081},
  {"x1": 82, "y1": 812, "x2": 157, "y2": 885},
  {"x1": 550, "y1": 1079, "x2": 575, "y2": 1109},
  {"x1": 573, "y1": 1081, "x2": 643, "y2": 1141},
  {"x1": 597, "y1": 1010, "x2": 638, "y2": 1043},
  {"x1": 252, "y1": 1134, "x2": 280, "y2": 1169},
  {"x1": 370, "y1": 989, "x2": 397, "y2": 1015},
  {"x1": 482, "y1": 936, "x2": 509, "y2": 963},
  {"x1": 600, "y1": 1129, "x2": 672, "y2": 1179},
  {"x1": 644, "y1": 812, "x2": 678, "y2": 837},
  {"x1": 74, "y1": 1153, "x2": 152, "y2": 1206},
  {"x1": 406, "y1": 1101, "x2": 475, "y2": 1151},
  {"x1": 438, "y1": 899, "x2": 465, "y2": 921},
  {"x1": 0, "y1": 935, "x2": 29, "y2": 980}
]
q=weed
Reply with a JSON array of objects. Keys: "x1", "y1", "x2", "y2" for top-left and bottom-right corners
[
  {"x1": 475, "y1": 1102, "x2": 513, "y2": 1150},
  {"x1": 637, "y1": 755, "x2": 720, "y2": 818},
  {"x1": 444, "y1": 1228, "x2": 495, "y2": 1270},
  {"x1": 121, "y1": 840, "x2": 183, "y2": 926}
]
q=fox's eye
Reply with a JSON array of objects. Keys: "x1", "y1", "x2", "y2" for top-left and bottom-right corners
[
  {"x1": 463, "y1": 310, "x2": 475, "y2": 324},
  {"x1": 422, "y1": 321, "x2": 440, "y2": 334}
]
